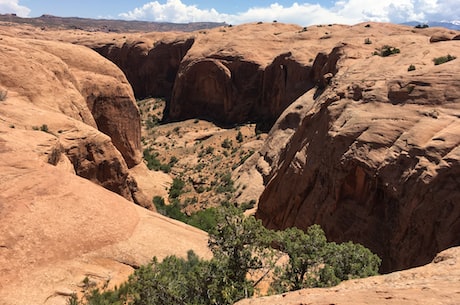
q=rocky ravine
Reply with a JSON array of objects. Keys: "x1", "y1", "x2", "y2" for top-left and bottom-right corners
[
  {"x1": 36, "y1": 21, "x2": 459, "y2": 271},
  {"x1": 1, "y1": 19, "x2": 459, "y2": 305}
]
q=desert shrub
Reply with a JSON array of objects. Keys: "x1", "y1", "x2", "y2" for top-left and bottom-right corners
[
  {"x1": 299, "y1": 27, "x2": 308, "y2": 33},
  {"x1": 143, "y1": 149, "x2": 172, "y2": 173},
  {"x1": 236, "y1": 131, "x2": 244, "y2": 143},
  {"x1": 40, "y1": 124, "x2": 49, "y2": 133},
  {"x1": 270, "y1": 226, "x2": 381, "y2": 293},
  {"x1": 0, "y1": 89, "x2": 7, "y2": 101},
  {"x1": 169, "y1": 177, "x2": 185, "y2": 199},
  {"x1": 198, "y1": 146, "x2": 214, "y2": 157},
  {"x1": 408, "y1": 64, "x2": 416, "y2": 71},
  {"x1": 364, "y1": 37, "x2": 372, "y2": 44},
  {"x1": 215, "y1": 172, "x2": 235, "y2": 194},
  {"x1": 145, "y1": 115, "x2": 160, "y2": 129},
  {"x1": 187, "y1": 207, "x2": 218, "y2": 232},
  {"x1": 433, "y1": 54, "x2": 456, "y2": 65},
  {"x1": 415, "y1": 24, "x2": 429, "y2": 28},
  {"x1": 205, "y1": 146, "x2": 214, "y2": 154},
  {"x1": 239, "y1": 200, "x2": 256, "y2": 211},
  {"x1": 221, "y1": 138, "x2": 232, "y2": 149},
  {"x1": 373, "y1": 45, "x2": 400, "y2": 57}
]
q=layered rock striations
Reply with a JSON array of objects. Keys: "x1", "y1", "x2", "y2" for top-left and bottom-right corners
[{"x1": 255, "y1": 23, "x2": 460, "y2": 272}]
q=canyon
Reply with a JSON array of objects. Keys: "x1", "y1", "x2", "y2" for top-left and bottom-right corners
[{"x1": 0, "y1": 19, "x2": 459, "y2": 304}]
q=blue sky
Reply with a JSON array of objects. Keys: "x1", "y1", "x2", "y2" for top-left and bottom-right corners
[{"x1": 1, "y1": 0, "x2": 459, "y2": 26}]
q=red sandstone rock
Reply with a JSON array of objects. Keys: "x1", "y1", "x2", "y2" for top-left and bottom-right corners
[
  {"x1": 0, "y1": 30, "x2": 146, "y2": 204},
  {"x1": 255, "y1": 23, "x2": 460, "y2": 273}
]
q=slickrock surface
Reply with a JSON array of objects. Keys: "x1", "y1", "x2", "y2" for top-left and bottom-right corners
[
  {"x1": 236, "y1": 246, "x2": 460, "y2": 305},
  {"x1": 0, "y1": 123, "x2": 210, "y2": 305}
]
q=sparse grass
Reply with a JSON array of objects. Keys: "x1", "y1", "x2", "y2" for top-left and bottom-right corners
[
  {"x1": 143, "y1": 149, "x2": 172, "y2": 173},
  {"x1": 40, "y1": 124, "x2": 49, "y2": 133},
  {"x1": 433, "y1": 54, "x2": 456, "y2": 65}
]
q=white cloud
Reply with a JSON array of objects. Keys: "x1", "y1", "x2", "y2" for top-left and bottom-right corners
[
  {"x1": 119, "y1": 0, "x2": 460, "y2": 25},
  {"x1": 0, "y1": 0, "x2": 30, "y2": 17},
  {"x1": 119, "y1": 0, "x2": 226, "y2": 23}
]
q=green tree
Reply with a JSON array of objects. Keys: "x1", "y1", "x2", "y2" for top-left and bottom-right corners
[
  {"x1": 208, "y1": 205, "x2": 277, "y2": 299},
  {"x1": 270, "y1": 225, "x2": 381, "y2": 293},
  {"x1": 70, "y1": 206, "x2": 380, "y2": 305}
]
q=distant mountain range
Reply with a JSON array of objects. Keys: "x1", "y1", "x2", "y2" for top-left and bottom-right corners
[
  {"x1": 0, "y1": 14, "x2": 226, "y2": 32},
  {"x1": 1, "y1": 14, "x2": 459, "y2": 32},
  {"x1": 402, "y1": 21, "x2": 460, "y2": 30}
]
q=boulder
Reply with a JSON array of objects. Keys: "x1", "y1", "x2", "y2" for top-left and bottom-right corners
[{"x1": 430, "y1": 33, "x2": 452, "y2": 42}]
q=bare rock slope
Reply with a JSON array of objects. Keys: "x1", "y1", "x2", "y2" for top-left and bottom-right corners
[
  {"x1": 0, "y1": 129, "x2": 210, "y2": 305},
  {"x1": 255, "y1": 23, "x2": 460, "y2": 272},
  {"x1": 0, "y1": 27, "x2": 210, "y2": 305}
]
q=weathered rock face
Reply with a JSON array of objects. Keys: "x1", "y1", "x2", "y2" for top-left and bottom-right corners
[
  {"x1": 93, "y1": 37, "x2": 195, "y2": 100},
  {"x1": 256, "y1": 24, "x2": 460, "y2": 273},
  {"x1": 0, "y1": 33, "x2": 143, "y2": 203},
  {"x1": 170, "y1": 49, "x2": 326, "y2": 126},
  {"x1": 29, "y1": 39, "x2": 143, "y2": 168},
  {"x1": 0, "y1": 25, "x2": 211, "y2": 305},
  {"x1": 170, "y1": 57, "x2": 264, "y2": 124}
]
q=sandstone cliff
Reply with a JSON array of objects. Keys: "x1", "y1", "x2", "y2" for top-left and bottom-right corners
[
  {"x1": 169, "y1": 23, "x2": 340, "y2": 126},
  {"x1": 76, "y1": 23, "x2": 345, "y2": 126},
  {"x1": 92, "y1": 35, "x2": 195, "y2": 100},
  {"x1": 255, "y1": 23, "x2": 460, "y2": 272},
  {"x1": 0, "y1": 31, "x2": 144, "y2": 203}
]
